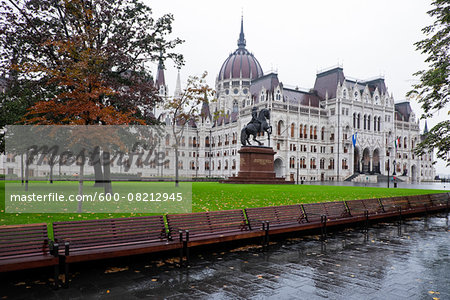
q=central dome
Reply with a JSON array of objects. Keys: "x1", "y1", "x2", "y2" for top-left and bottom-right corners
[{"x1": 218, "y1": 17, "x2": 263, "y2": 82}]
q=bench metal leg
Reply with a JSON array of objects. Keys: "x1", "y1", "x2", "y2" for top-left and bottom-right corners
[
  {"x1": 178, "y1": 231, "x2": 183, "y2": 267},
  {"x1": 185, "y1": 230, "x2": 190, "y2": 266},
  {"x1": 53, "y1": 264, "x2": 59, "y2": 289},
  {"x1": 320, "y1": 215, "x2": 327, "y2": 240},
  {"x1": 364, "y1": 210, "x2": 369, "y2": 233},
  {"x1": 64, "y1": 261, "x2": 69, "y2": 288},
  {"x1": 264, "y1": 222, "x2": 270, "y2": 247}
]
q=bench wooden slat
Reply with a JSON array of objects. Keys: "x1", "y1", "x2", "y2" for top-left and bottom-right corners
[
  {"x1": 245, "y1": 205, "x2": 305, "y2": 230},
  {"x1": 0, "y1": 223, "x2": 58, "y2": 273},
  {"x1": 53, "y1": 215, "x2": 170, "y2": 261},
  {"x1": 380, "y1": 196, "x2": 410, "y2": 212},
  {"x1": 166, "y1": 210, "x2": 250, "y2": 241}
]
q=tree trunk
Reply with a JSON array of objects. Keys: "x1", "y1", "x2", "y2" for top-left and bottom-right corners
[
  {"x1": 93, "y1": 148, "x2": 104, "y2": 187},
  {"x1": 103, "y1": 151, "x2": 112, "y2": 194},
  {"x1": 49, "y1": 163, "x2": 53, "y2": 184},
  {"x1": 77, "y1": 162, "x2": 84, "y2": 213},
  {"x1": 21, "y1": 154, "x2": 24, "y2": 186},
  {"x1": 25, "y1": 153, "x2": 29, "y2": 191},
  {"x1": 175, "y1": 146, "x2": 179, "y2": 187}
]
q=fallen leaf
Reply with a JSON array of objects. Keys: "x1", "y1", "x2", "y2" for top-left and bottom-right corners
[{"x1": 105, "y1": 266, "x2": 129, "y2": 274}]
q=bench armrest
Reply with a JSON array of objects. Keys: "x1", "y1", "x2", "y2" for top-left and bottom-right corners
[{"x1": 48, "y1": 240, "x2": 59, "y2": 257}]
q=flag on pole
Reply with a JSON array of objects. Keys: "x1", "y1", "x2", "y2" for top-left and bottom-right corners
[
  {"x1": 352, "y1": 133, "x2": 357, "y2": 147},
  {"x1": 395, "y1": 137, "x2": 399, "y2": 149}
]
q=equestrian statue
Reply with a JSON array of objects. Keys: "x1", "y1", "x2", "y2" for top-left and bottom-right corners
[{"x1": 240, "y1": 107, "x2": 272, "y2": 146}]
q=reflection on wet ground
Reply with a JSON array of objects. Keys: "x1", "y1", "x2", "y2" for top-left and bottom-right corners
[{"x1": 1, "y1": 213, "x2": 449, "y2": 299}]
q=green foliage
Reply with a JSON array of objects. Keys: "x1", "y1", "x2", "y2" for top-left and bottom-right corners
[
  {"x1": 0, "y1": 0, "x2": 184, "y2": 128},
  {"x1": 408, "y1": 0, "x2": 450, "y2": 164}
]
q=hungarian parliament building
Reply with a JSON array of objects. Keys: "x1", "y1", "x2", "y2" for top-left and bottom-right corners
[
  {"x1": 154, "y1": 18, "x2": 435, "y2": 183},
  {"x1": 2, "y1": 19, "x2": 435, "y2": 183}
]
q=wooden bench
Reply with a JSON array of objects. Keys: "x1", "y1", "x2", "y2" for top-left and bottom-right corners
[
  {"x1": 380, "y1": 196, "x2": 411, "y2": 216},
  {"x1": 245, "y1": 205, "x2": 307, "y2": 235},
  {"x1": 407, "y1": 195, "x2": 432, "y2": 213},
  {"x1": 302, "y1": 203, "x2": 326, "y2": 223},
  {"x1": 345, "y1": 198, "x2": 382, "y2": 216},
  {"x1": 302, "y1": 202, "x2": 351, "y2": 223},
  {"x1": 166, "y1": 210, "x2": 261, "y2": 248},
  {"x1": 0, "y1": 223, "x2": 59, "y2": 286},
  {"x1": 53, "y1": 216, "x2": 178, "y2": 285},
  {"x1": 428, "y1": 193, "x2": 449, "y2": 211}
]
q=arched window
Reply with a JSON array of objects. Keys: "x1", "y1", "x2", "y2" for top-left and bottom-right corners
[
  {"x1": 364, "y1": 115, "x2": 367, "y2": 130},
  {"x1": 304, "y1": 125, "x2": 307, "y2": 139},
  {"x1": 353, "y1": 113, "x2": 356, "y2": 128},
  {"x1": 378, "y1": 117, "x2": 381, "y2": 131},
  {"x1": 314, "y1": 126, "x2": 317, "y2": 139},
  {"x1": 290, "y1": 123, "x2": 295, "y2": 138},
  {"x1": 320, "y1": 158, "x2": 325, "y2": 169},
  {"x1": 166, "y1": 134, "x2": 170, "y2": 146},
  {"x1": 300, "y1": 157, "x2": 306, "y2": 169},
  {"x1": 310, "y1": 126, "x2": 313, "y2": 139},
  {"x1": 299, "y1": 125, "x2": 303, "y2": 138},
  {"x1": 277, "y1": 121, "x2": 283, "y2": 135},
  {"x1": 205, "y1": 136, "x2": 210, "y2": 147},
  {"x1": 310, "y1": 158, "x2": 316, "y2": 169},
  {"x1": 290, "y1": 157, "x2": 295, "y2": 168},
  {"x1": 321, "y1": 127, "x2": 325, "y2": 141},
  {"x1": 357, "y1": 114, "x2": 361, "y2": 129},
  {"x1": 374, "y1": 117, "x2": 377, "y2": 131},
  {"x1": 232, "y1": 99, "x2": 239, "y2": 113},
  {"x1": 367, "y1": 115, "x2": 371, "y2": 130},
  {"x1": 404, "y1": 137, "x2": 407, "y2": 149}
]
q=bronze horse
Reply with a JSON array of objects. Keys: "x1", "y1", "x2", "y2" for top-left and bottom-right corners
[{"x1": 241, "y1": 108, "x2": 272, "y2": 146}]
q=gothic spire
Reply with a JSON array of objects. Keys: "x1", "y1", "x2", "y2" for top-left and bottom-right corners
[
  {"x1": 174, "y1": 70, "x2": 182, "y2": 98},
  {"x1": 424, "y1": 120, "x2": 429, "y2": 134},
  {"x1": 237, "y1": 15, "x2": 246, "y2": 48},
  {"x1": 155, "y1": 51, "x2": 165, "y2": 88}
]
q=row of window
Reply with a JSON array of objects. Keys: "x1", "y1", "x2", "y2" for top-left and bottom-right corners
[
  {"x1": 353, "y1": 113, "x2": 382, "y2": 131},
  {"x1": 289, "y1": 157, "x2": 341, "y2": 170}
]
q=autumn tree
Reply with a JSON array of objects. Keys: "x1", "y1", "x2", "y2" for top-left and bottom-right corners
[
  {"x1": 408, "y1": 0, "x2": 450, "y2": 165},
  {"x1": 0, "y1": 0, "x2": 183, "y2": 124},
  {"x1": 163, "y1": 72, "x2": 214, "y2": 187},
  {"x1": 0, "y1": 0, "x2": 184, "y2": 191}
]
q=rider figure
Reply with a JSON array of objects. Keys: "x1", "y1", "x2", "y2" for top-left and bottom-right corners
[{"x1": 248, "y1": 106, "x2": 261, "y2": 131}]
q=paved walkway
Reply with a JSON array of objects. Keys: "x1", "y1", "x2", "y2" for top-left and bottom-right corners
[{"x1": 1, "y1": 213, "x2": 449, "y2": 299}]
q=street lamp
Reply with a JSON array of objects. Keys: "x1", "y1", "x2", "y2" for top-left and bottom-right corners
[
  {"x1": 387, "y1": 158, "x2": 390, "y2": 188},
  {"x1": 393, "y1": 159, "x2": 397, "y2": 188},
  {"x1": 392, "y1": 160, "x2": 396, "y2": 175}
]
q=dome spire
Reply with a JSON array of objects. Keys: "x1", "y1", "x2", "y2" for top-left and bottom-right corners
[{"x1": 237, "y1": 14, "x2": 246, "y2": 48}]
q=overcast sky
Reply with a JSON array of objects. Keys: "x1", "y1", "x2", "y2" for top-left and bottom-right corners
[{"x1": 148, "y1": 0, "x2": 448, "y2": 175}]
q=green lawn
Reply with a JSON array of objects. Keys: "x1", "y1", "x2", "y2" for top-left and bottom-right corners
[{"x1": 0, "y1": 180, "x2": 443, "y2": 227}]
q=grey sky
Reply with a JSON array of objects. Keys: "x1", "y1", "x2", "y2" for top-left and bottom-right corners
[{"x1": 148, "y1": 0, "x2": 448, "y2": 175}]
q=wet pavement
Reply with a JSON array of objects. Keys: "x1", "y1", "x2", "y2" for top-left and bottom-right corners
[{"x1": 1, "y1": 212, "x2": 449, "y2": 299}]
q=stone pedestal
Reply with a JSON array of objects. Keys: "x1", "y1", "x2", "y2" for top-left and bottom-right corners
[{"x1": 221, "y1": 146, "x2": 292, "y2": 184}]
